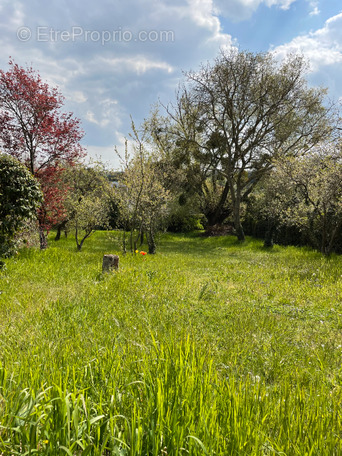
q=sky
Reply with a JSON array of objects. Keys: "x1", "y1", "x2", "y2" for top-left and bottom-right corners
[{"x1": 0, "y1": 0, "x2": 341, "y2": 169}]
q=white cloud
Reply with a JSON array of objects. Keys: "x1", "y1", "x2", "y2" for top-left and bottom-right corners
[
  {"x1": 187, "y1": 0, "x2": 220, "y2": 30},
  {"x1": 85, "y1": 97, "x2": 122, "y2": 130},
  {"x1": 3, "y1": 0, "x2": 337, "y2": 167},
  {"x1": 0, "y1": 0, "x2": 25, "y2": 30},
  {"x1": 0, "y1": 0, "x2": 237, "y2": 166},
  {"x1": 270, "y1": 12, "x2": 342, "y2": 104},
  {"x1": 213, "y1": 0, "x2": 296, "y2": 21},
  {"x1": 186, "y1": 0, "x2": 235, "y2": 48},
  {"x1": 99, "y1": 56, "x2": 174, "y2": 75},
  {"x1": 85, "y1": 144, "x2": 119, "y2": 168},
  {"x1": 272, "y1": 13, "x2": 342, "y2": 71},
  {"x1": 308, "y1": 1, "x2": 320, "y2": 16},
  {"x1": 309, "y1": 7, "x2": 320, "y2": 16},
  {"x1": 71, "y1": 91, "x2": 87, "y2": 103}
]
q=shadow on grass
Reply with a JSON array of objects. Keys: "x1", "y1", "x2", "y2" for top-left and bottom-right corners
[{"x1": 159, "y1": 231, "x2": 265, "y2": 256}]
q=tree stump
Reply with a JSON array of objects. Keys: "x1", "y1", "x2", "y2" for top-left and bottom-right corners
[{"x1": 102, "y1": 254, "x2": 119, "y2": 273}]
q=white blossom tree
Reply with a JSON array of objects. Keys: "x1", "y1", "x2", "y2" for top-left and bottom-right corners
[
  {"x1": 116, "y1": 122, "x2": 171, "y2": 254},
  {"x1": 260, "y1": 142, "x2": 342, "y2": 254}
]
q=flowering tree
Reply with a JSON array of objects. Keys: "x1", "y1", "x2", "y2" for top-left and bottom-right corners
[
  {"x1": 116, "y1": 122, "x2": 171, "y2": 254},
  {"x1": 35, "y1": 165, "x2": 69, "y2": 248},
  {"x1": 259, "y1": 142, "x2": 342, "y2": 254},
  {"x1": 0, "y1": 59, "x2": 85, "y2": 248},
  {"x1": 63, "y1": 163, "x2": 113, "y2": 251}
]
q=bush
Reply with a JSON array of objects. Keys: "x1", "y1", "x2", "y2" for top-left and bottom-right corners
[
  {"x1": 167, "y1": 208, "x2": 203, "y2": 233},
  {"x1": 0, "y1": 154, "x2": 42, "y2": 257}
]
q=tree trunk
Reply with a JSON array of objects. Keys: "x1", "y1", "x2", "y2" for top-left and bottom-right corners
[
  {"x1": 206, "y1": 209, "x2": 231, "y2": 227},
  {"x1": 55, "y1": 227, "x2": 61, "y2": 241},
  {"x1": 264, "y1": 229, "x2": 274, "y2": 247},
  {"x1": 147, "y1": 227, "x2": 156, "y2": 254},
  {"x1": 134, "y1": 223, "x2": 143, "y2": 252},
  {"x1": 233, "y1": 196, "x2": 245, "y2": 241},
  {"x1": 130, "y1": 228, "x2": 134, "y2": 253},
  {"x1": 321, "y1": 212, "x2": 328, "y2": 255},
  {"x1": 76, "y1": 233, "x2": 91, "y2": 251},
  {"x1": 235, "y1": 223, "x2": 245, "y2": 241},
  {"x1": 76, "y1": 232, "x2": 92, "y2": 251},
  {"x1": 205, "y1": 180, "x2": 231, "y2": 226},
  {"x1": 324, "y1": 220, "x2": 340, "y2": 256},
  {"x1": 55, "y1": 220, "x2": 68, "y2": 241},
  {"x1": 264, "y1": 218, "x2": 274, "y2": 248},
  {"x1": 229, "y1": 176, "x2": 245, "y2": 242},
  {"x1": 122, "y1": 229, "x2": 127, "y2": 255},
  {"x1": 75, "y1": 221, "x2": 84, "y2": 251},
  {"x1": 39, "y1": 224, "x2": 47, "y2": 250}
]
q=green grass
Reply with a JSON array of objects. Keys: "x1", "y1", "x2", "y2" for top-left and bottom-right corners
[{"x1": 0, "y1": 231, "x2": 341, "y2": 455}]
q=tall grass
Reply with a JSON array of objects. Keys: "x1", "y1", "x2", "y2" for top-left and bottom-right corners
[{"x1": 0, "y1": 232, "x2": 341, "y2": 454}]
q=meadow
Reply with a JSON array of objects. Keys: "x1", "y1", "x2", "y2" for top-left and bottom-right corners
[{"x1": 0, "y1": 231, "x2": 341, "y2": 455}]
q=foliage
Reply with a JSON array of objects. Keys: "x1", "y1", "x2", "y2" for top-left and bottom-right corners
[
  {"x1": 0, "y1": 59, "x2": 84, "y2": 173},
  {"x1": 0, "y1": 58, "x2": 85, "y2": 248},
  {"x1": 0, "y1": 153, "x2": 42, "y2": 257},
  {"x1": 167, "y1": 212, "x2": 203, "y2": 233},
  {"x1": 106, "y1": 195, "x2": 121, "y2": 229},
  {"x1": 13, "y1": 218, "x2": 41, "y2": 250},
  {"x1": 166, "y1": 196, "x2": 204, "y2": 232},
  {"x1": 116, "y1": 122, "x2": 172, "y2": 254},
  {"x1": 63, "y1": 163, "x2": 113, "y2": 251},
  {"x1": 254, "y1": 142, "x2": 342, "y2": 254},
  {"x1": 36, "y1": 165, "x2": 70, "y2": 233},
  {"x1": 0, "y1": 232, "x2": 342, "y2": 454},
  {"x1": 157, "y1": 50, "x2": 335, "y2": 240}
]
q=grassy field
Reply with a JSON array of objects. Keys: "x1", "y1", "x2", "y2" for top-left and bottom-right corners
[{"x1": 0, "y1": 231, "x2": 341, "y2": 455}]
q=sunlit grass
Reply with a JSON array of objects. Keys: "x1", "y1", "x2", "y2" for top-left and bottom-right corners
[{"x1": 0, "y1": 231, "x2": 341, "y2": 454}]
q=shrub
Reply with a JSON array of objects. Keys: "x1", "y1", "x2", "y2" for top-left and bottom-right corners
[
  {"x1": 0, "y1": 153, "x2": 42, "y2": 257},
  {"x1": 167, "y1": 208, "x2": 203, "y2": 233}
]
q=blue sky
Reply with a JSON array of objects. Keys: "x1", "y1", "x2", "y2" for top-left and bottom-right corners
[{"x1": 0, "y1": 0, "x2": 341, "y2": 168}]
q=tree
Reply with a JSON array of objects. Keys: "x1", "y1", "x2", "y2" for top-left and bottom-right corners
[
  {"x1": 63, "y1": 163, "x2": 113, "y2": 251},
  {"x1": 0, "y1": 59, "x2": 84, "y2": 248},
  {"x1": 0, "y1": 153, "x2": 42, "y2": 257},
  {"x1": 116, "y1": 122, "x2": 171, "y2": 254},
  {"x1": 35, "y1": 165, "x2": 70, "y2": 248},
  {"x1": 162, "y1": 50, "x2": 335, "y2": 240},
  {"x1": 71, "y1": 194, "x2": 110, "y2": 251},
  {"x1": 260, "y1": 143, "x2": 342, "y2": 255}
]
